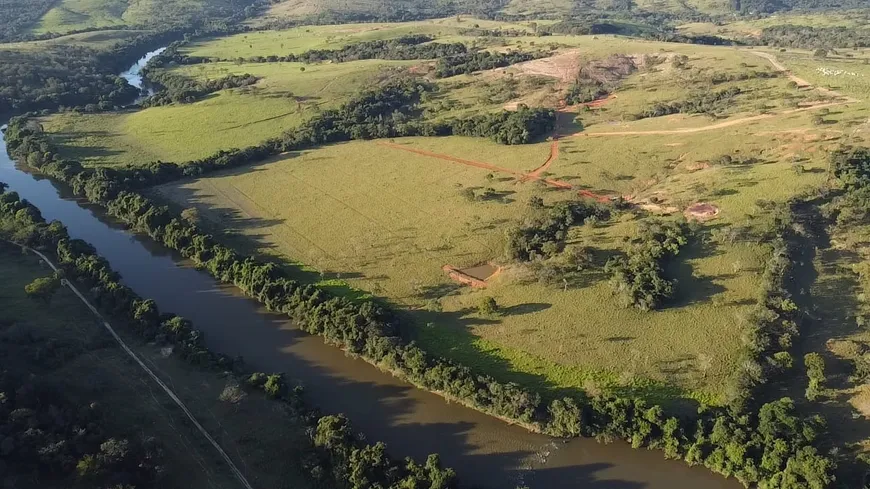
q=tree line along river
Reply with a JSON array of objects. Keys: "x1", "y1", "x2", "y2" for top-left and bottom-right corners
[{"x1": 0, "y1": 49, "x2": 739, "y2": 489}]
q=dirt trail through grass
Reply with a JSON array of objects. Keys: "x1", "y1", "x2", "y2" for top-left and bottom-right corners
[
  {"x1": 524, "y1": 138, "x2": 560, "y2": 180},
  {"x1": 377, "y1": 141, "x2": 612, "y2": 202},
  {"x1": 578, "y1": 51, "x2": 858, "y2": 138}
]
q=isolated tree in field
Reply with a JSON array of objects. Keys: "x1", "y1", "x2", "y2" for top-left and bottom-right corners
[
  {"x1": 477, "y1": 296, "x2": 499, "y2": 316},
  {"x1": 813, "y1": 48, "x2": 828, "y2": 58},
  {"x1": 180, "y1": 207, "x2": 200, "y2": 224},
  {"x1": 804, "y1": 352, "x2": 826, "y2": 400},
  {"x1": 24, "y1": 273, "x2": 61, "y2": 304}
]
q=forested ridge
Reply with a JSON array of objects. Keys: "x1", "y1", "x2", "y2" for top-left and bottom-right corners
[
  {"x1": 0, "y1": 0, "x2": 58, "y2": 42},
  {"x1": 4, "y1": 117, "x2": 840, "y2": 489},
  {"x1": 0, "y1": 30, "x2": 184, "y2": 115},
  {"x1": 0, "y1": 185, "x2": 459, "y2": 489},
  {"x1": 759, "y1": 25, "x2": 870, "y2": 49}
]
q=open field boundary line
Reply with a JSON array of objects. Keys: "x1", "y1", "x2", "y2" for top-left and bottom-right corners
[{"x1": 8, "y1": 241, "x2": 255, "y2": 489}]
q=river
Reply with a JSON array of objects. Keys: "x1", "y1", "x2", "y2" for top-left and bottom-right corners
[{"x1": 0, "y1": 50, "x2": 740, "y2": 489}]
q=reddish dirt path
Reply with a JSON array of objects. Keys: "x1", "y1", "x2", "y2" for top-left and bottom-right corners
[
  {"x1": 377, "y1": 141, "x2": 612, "y2": 203},
  {"x1": 524, "y1": 138, "x2": 560, "y2": 180},
  {"x1": 377, "y1": 141, "x2": 527, "y2": 178}
]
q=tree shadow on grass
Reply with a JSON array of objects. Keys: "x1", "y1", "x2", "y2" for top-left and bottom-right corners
[{"x1": 665, "y1": 239, "x2": 727, "y2": 310}]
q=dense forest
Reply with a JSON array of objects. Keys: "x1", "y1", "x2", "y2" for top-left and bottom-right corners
[
  {"x1": 0, "y1": 185, "x2": 459, "y2": 489},
  {"x1": 0, "y1": 30, "x2": 186, "y2": 115},
  {"x1": 759, "y1": 25, "x2": 870, "y2": 49},
  {"x1": 142, "y1": 72, "x2": 258, "y2": 106},
  {"x1": 0, "y1": 47, "x2": 138, "y2": 114},
  {"x1": 0, "y1": 0, "x2": 58, "y2": 42},
  {"x1": 4, "y1": 119, "x2": 841, "y2": 489},
  {"x1": 606, "y1": 220, "x2": 691, "y2": 311}
]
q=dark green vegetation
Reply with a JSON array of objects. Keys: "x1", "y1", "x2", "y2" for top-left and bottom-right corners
[
  {"x1": 506, "y1": 200, "x2": 610, "y2": 262},
  {"x1": 606, "y1": 219, "x2": 691, "y2": 312},
  {"x1": 0, "y1": 0, "x2": 57, "y2": 41},
  {"x1": 0, "y1": 252, "x2": 164, "y2": 487},
  {"x1": 0, "y1": 186, "x2": 459, "y2": 489},
  {"x1": 170, "y1": 34, "x2": 470, "y2": 64},
  {"x1": 759, "y1": 25, "x2": 870, "y2": 50},
  {"x1": 0, "y1": 30, "x2": 182, "y2": 114},
  {"x1": 434, "y1": 50, "x2": 546, "y2": 78},
  {"x1": 633, "y1": 87, "x2": 742, "y2": 120},
  {"x1": 5, "y1": 116, "x2": 839, "y2": 489},
  {"x1": 141, "y1": 72, "x2": 258, "y2": 106}
]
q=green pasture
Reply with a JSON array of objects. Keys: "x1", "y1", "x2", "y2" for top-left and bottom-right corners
[
  {"x1": 33, "y1": 0, "x2": 128, "y2": 33},
  {"x1": 185, "y1": 17, "x2": 535, "y2": 59},
  {"x1": 150, "y1": 132, "x2": 804, "y2": 406},
  {"x1": 41, "y1": 59, "x2": 410, "y2": 167}
]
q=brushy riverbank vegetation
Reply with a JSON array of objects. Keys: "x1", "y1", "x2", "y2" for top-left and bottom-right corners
[
  {"x1": 0, "y1": 184, "x2": 460, "y2": 489},
  {"x1": 5, "y1": 113, "x2": 840, "y2": 488}
]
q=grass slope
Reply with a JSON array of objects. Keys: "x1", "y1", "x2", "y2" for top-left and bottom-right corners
[{"x1": 42, "y1": 59, "x2": 411, "y2": 166}]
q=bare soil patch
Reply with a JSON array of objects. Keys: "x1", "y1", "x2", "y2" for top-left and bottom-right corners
[
  {"x1": 443, "y1": 264, "x2": 501, "y2": 288},
  {"x1": 684, "y1": 202, "x2": 721, "y2": 221},
  {"x1": 511, "y1": 49, "x2": 583, "y2": 82}
]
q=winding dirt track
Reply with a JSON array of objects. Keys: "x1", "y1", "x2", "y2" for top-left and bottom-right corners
[
  {"x1": 376, "y1": 141, "x2": 611, "y2": 201},
  {"x1": 524, "y1": 138, "x2": 560, "y2": 180}
]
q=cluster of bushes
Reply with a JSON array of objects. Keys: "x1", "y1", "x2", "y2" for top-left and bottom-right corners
[
  {"x1": 709, "y1": 70, "x2": 778, "y2": 85},
  {"x1": 3, "y1": 131, "x2": 839, "y2": 488},
  {"x1": 633, "y1": 87, "x2": 742, "y2": 120},
  {"x1": 727, "y1": 208, "x2": 806, "y2": 409},
  {"x1": 0, "y1": 185, "x2": 459, "y2": 489},
  {"x1": 759, "y1": 25, "x2": 870, "y2": 50},
  {"x1": 605, "y1": 219, "x2": 691, "y2": 311},
  {"x1": 434, "y1": 50, "x2": 547, "y2": 78},
  {"x1": 507, "y1": 200, "x2": 611, "y2": 261},
  {"x1": 565, "y1": 80, "x2": 609, "y2": 104},
  {"x1": 438, "y1": 105, "x2": 556, "y2": 144},
  {"x1": 141, "y1": 71, "x2": 259, "y2": 106}
]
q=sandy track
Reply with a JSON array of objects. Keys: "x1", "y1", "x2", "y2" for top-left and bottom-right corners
[{"x1": 579, "y1": 51, "x2": 858, "y2": 138}]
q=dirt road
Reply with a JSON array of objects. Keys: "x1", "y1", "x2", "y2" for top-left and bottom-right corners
[
  {"x1": 376, "y1": 141, "x2": 611, "y2": 201},
  {"x1": 579, "y1": 51, "x2": 858, "y2": 138}
]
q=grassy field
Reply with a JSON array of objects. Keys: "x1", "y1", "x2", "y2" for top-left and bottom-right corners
[
  {"x1": 0, "y1": 248, "x2": 317, "y2": 489},
  {"x1": 185, "y1": 17, "x2": 536, "y2": 59},
  {"x1": 151, "y1": 125, "x2": 818, "y2": 405},
  {"x1": 41, "y1": 58, "x2": 412, "y2": 167},
  {"x1": 37, "y1": 26, "x2": 860, "y2": 406},
  {"x1": 30, "y1": 0, "x2": 254, "y2": 35},
  {"x1": 34, "y1": 0, "x2": 128, "y2": 33}
]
